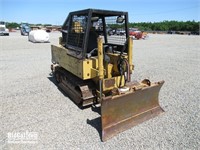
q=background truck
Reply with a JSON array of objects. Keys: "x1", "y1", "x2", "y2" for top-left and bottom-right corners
[
  {"x1": 20, "y1": 23, "x2": 31, "y2": 35},
  {"x1": 0, "y1": 21, "x2": 9, "y2": 36}
]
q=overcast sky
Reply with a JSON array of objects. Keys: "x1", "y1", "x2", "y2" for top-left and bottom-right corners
[{"x1": 1, "y1": 0, "x2": 199, "y2": 25}]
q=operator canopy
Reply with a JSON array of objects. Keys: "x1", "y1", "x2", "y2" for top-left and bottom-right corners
[{"x1": 61, "y1": 9, "x2": 129, "y2": 58}]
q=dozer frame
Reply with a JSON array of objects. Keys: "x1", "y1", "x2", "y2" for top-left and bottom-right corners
[{"x1": 51, "y1": 9, "x2": 164, "y2": 141}]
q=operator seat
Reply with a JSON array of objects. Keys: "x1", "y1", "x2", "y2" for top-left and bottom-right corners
[{"x1": 87, "y1": 27, "x2": 98, "y2": 53}]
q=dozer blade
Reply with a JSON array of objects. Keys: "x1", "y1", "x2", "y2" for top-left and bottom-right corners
[{"x1": 101, "y1": 81, "x2": 164, "y2": 141}]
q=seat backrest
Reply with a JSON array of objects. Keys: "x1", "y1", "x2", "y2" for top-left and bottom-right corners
[{"x1": 87, "y1": 28, "x2": 98, "y2": 53}]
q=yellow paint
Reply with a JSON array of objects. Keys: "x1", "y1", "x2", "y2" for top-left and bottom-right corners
[
  {"x1": 51, "y1": 36, "x2": 132, "y2": 85},
  {"x1": 98, "y1": 37, "x2": 104, "y2": 80},
  {"x1": 128, "y1": 36, "x2": 134, "y2": 72},
  {"x1": 52, "y1": 44, "x2": 108, "y2": 80},
  {"x1": 73, "y1": 21, "x2": 83, "y2": 33},
  {"x1": 102, "y1": 76, "x2": 125, "y2": 91},
  {"x1": 106, "y1": 63, "x2": 113, "y2": 78},
  {"x1": 115, "y1": 75, "x2": 125, "y2": 87}
]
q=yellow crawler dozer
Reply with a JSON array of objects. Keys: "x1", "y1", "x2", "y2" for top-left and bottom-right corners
[{"x1": 51, "y1": 9, "x2": 164, "y2": 141}]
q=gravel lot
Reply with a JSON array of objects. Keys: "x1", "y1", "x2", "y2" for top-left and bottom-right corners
[{"x1": 1, "y1": 32, "x2": 200, "y2": 149}]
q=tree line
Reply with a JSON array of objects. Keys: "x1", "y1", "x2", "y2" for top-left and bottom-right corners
[
  {"x1": 129, "y1": 20, "x2": 199, "y2": 32},
  {"x1": 110, "y1": 20, "x2": 199, "y2": 32},
  {"x1": 5, "y1": 20, "x2": 199, "y2": 32},
  {"x1": 5, "y1": 22, "x2": 52, "y2": 29}
]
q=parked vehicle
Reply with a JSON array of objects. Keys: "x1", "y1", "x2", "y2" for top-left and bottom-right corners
[
  {"x1": 107, "y1": 28, "x2": 114, "y2": 36},
  {"x1": 191, "y1": 31, "x2": 199, "y2": 35},
  {"x1": 20, "y1": 23, "x2": 31, "y2": 36},
  {"x1": 0, "y1": 21, "x2": 9, "y2": 36},
  {"x1": 129, "y1": 29, "x2": 142, "y2": 39},
  {"x1": 115, "y1": 28, "x2": 125, "y2": 35},
  {"x1": 167, "y1": 30, "x2": 176, "y2": 34}
]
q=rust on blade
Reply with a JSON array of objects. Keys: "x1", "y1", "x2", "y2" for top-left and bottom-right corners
[{"x1": 101, "y1": 81, "x2": 164, "y2": 141}]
